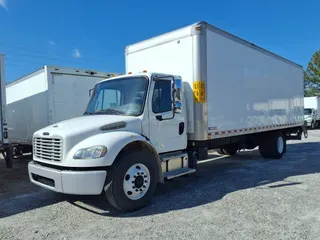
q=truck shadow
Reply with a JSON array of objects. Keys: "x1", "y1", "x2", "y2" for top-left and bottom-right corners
[
  {"x1": 69, "y1": 141, "x2": 320, "y2": 217},
  {"x1": 1, "y1": 141, "x2": 319, "y2": 218}
]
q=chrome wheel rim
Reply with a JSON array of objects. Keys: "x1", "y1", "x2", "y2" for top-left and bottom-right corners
[{"x1": 123, "y1": 163, "x2": 150, "y2": 200}]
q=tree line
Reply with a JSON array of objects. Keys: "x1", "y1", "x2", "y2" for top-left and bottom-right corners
[{"x1": 304, "y1": 50, "x2": 320, "y2": 97}]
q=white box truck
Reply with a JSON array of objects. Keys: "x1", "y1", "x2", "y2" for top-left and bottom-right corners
[
  {"x1": 0, "y1": 54, "x2": 13, "y2": 168},
  {"x1": 28, "y1": 21, "x2": 307, "y2": 212},
  {"x1": 6, "y1": 66, "x2": 117, "y2": 158},
  {"x1": 304, "y1": 96, "x2": 320, "y2": 128}
]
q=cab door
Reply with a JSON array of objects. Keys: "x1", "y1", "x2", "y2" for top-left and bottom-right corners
[{"x1": 148, "y1": 75, "x2": 187, "y2": 153}]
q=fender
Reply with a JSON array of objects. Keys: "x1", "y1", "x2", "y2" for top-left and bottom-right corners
[{"x1": 63, "y1": 131, "x2": 163, "y2": 181}]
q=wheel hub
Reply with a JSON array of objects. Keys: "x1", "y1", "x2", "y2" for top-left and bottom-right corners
[
  {"x1": 123, "y1": 164, "x2": 150, "y2": 200},
  {"x1": 134, "y1": 175, "x2": 144, "y2": 188}
]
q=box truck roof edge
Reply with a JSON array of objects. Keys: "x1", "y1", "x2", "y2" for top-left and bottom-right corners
[
  {"x1": 126, "y1": 21, "x2": 302, "y2": 69},
  {"x1": 7, "y1": 65, "x2": 118, "y2": 87}
]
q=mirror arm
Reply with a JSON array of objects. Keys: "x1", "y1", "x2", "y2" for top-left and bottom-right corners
[{"x1": 89, "y1": 88, "x2": 94, "y2": 97}]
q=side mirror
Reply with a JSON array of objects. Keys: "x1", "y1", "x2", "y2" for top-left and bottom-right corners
[
  {"x1": 89, "y1": 88, "x2": 93, "y2": 97},
  {"x1": 156, "y1": 115, "x2": 163, "y2": 121},
  {"x1": 174, "y1": 79, "x2": 182, "y2": 113}
]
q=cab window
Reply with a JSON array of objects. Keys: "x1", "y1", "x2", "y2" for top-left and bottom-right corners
[{"x1": 152, "y1": 80, "x2": 172, "y2": 114}]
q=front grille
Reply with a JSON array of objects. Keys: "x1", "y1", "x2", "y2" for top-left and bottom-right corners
[{"x1": 34, "y1": 137, "x2": 62, "y2": 161}]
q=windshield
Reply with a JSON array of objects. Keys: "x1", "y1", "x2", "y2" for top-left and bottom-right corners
[
  {"x1": 304, "y1": 108, "x2": 312, "y2": 115},
  {"x1": 85, "y1": 76, "x2": 148, "y2": 116}
]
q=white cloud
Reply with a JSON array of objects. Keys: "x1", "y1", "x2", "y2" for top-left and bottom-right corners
[
  {"x1": 0, "y1": 0, "x2": 8, "y2": 11},
  {"x1": 48, "y1": 40, "x2": 56, "y2": 45},
  {"x1": 72, "y1": 49, "x2": 81, "y2": 58}
]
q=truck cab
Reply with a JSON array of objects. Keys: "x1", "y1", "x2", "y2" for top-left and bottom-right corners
[
  {"x1": 29, "y1": 72, "x2": 192, "y2": 212},
  {"x1": 304, "y1": 108, "x2": 317, "y2": 129}
]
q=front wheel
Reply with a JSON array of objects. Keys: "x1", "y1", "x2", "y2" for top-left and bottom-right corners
[
  {"x1": 311, "y1": 121, "x2": 315, "y2": 129},
  {"x1": 104, "y1": 150, "x2": 158, "y2": 212}
]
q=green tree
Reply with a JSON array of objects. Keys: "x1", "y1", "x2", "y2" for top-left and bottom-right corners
[{"x1": 304, "y1": 50, "x2": 320, "y2": 97}]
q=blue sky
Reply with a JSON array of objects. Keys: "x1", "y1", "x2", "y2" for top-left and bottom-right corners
[{"x1": 0, "y1": 0, "x2": 319, "y2": 82}]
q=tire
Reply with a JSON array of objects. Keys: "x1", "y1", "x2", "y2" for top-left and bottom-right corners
[
  {"x1": 259, "y1": 132, "x2": 286, "y2": 159},
  {"x1": 311, "y1": 121, "x2": 315, "y2": 129},
  {"x1": 218, "y1": 144, "x2": 238, "y2": 156},
  {"x1": 217, "y1": 148, "x2": 225, "y2": 155},
  {"x1": 104, "y1": 150, "x2": 158, "y2": 212}
]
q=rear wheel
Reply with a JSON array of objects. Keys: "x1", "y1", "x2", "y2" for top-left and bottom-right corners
[
  {"x1": 259, "y1": 132, "x2": 286, "y2": 159},
  {"x1": 218, "y1": 143, "x2": 239, "y2": 156},
  {"x1": 104, "y1": 150, "x2": 158, "y2": 212}
]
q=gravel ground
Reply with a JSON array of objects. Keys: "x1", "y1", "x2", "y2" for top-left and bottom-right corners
[
  {"x1": 1, "y1": 130, "x2": 320, "y2": 240},
  {"x1": 0, "y1": 154, "x2": 38, "y2": 199}
]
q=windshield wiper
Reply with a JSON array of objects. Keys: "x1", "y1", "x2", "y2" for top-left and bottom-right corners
[{"x1": 92, "y1": 108, "x2": 125, "y2": 115}]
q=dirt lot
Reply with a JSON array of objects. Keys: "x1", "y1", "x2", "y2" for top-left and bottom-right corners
[
  {"x1": 0, "y1": 154, "x2": 39, "y2": 199},
  {"x1": 1, "y1": 130, "x2": 320, "y2": 240}
]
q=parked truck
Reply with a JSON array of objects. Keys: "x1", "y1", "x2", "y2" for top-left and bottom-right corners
[
  {"x1": 6, "y1": 66, "x2": 117, "y2": 159},
  {"x1": 28, "y1": 21, "x2": 307, "y2": 212},
  {"x1": 304, "y1": 96, "x2": 320, "y2": 129},
  {"x1": 0, "y1": 54, "x2": 13, "y2": 168}
]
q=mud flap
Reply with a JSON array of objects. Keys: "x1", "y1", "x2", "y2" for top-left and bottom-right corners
[
  {"x1": 2, "y1": 145, "x2": 13, "y2": 168},
  {"x1": 303, "y1": 125, "x2": 308, "y2": 139}
]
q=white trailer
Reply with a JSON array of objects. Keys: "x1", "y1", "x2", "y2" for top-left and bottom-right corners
[
  {"x1": 304, "y1": 96, "x2": 320, "y2": 128},
  {"x1": 6, "y1": 66, "x2": 117, "y2": 157},
  {"x1": 28, "y1": 21, "x2": 307, "y2": 212},
  {"x1": 0, "y1": 54, "x2": 12, "y2": 168}
]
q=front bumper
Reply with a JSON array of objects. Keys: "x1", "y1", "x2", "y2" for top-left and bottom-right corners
[
  {"x1": 28, "y1": 161, "x2": 107, "y2": 195},
  {"x1": 305, "y1": 119, "x2": 312, "y2": 126}
]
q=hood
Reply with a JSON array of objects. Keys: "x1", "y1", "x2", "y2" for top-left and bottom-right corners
[
  {"x1": 304, "y1": 114, "x2": 312, "y2": 119},
  {"x1": 34, "y1": 115, "x2": 142, "y2": 148}
]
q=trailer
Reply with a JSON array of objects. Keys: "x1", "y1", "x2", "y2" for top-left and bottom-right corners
[
  {"x1": 0, "y1": 54, "x2": 13, "y2": 168},
  {"x1": 28, "y1": 21, "x2": 307, "y2": 212},
  {"x1": 304, "y1": 96, "x2": 320, "y2": 128},
  {"x1": 6, "y1": 66, "x2": 117, "y2": 158}
]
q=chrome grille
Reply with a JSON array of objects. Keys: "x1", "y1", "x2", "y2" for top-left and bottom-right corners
[{"x1": 34, "y1": 137, "x2": 62, "y2": 161}]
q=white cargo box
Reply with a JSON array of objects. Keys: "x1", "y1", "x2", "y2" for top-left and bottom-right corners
[
  {"x1": 6, "y1": 66, "x2": 117, "y2": 144},
  {"x1": 126, "y1": 21, "x2": 304, "y2": 141}
]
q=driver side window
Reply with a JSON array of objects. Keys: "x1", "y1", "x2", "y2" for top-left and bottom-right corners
[{"x1": 152, "y1": 80, "x2": 172, "y2": 114}]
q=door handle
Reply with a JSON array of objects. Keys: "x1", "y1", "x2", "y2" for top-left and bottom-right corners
[{"x1": 179, "y1": 122, "x2": 185, "y2": 135}]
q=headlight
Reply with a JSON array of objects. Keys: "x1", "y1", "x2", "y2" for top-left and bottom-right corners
[{"x1": 73, "y1": 145, "x2": 107, "y2": 159}]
